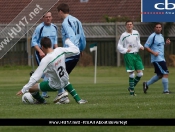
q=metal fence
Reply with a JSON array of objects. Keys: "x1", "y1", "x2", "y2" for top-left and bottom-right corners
[{"x1": 0, "y1": 22, "x2": 175, "y2": 66}]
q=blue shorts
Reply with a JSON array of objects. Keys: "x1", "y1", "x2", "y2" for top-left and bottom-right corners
[
  {"x1": 153, "y1": 61, "x2": 169, "y2": 75},
  {"x1": 65, "y1": 54, "x2": 80, "y2": 74},
  {"x1": 35, "y1": 51, "x2": 42, "y2": 66}
]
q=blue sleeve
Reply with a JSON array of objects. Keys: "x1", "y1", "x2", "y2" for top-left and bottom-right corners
[
  {"x1": 79, "y1": 24, "x2": 86, "y2": 51},
  {"x1": 31, "y1": 27, "x2": 40, "y2": 47},
  {"x1": 144, "y1": 34, "x2": 154, "y2": 48},
  {"x1": 62, "y1": 22, "x2": 76, "y2": 44},
  {"x1": 62, "y1": 20, "x2": 86, "y2": 51}
]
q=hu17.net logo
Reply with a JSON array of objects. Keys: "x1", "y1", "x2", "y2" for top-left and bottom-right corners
[{"x1": 141, "y1": 0, "x2": 175, "y2": 22}]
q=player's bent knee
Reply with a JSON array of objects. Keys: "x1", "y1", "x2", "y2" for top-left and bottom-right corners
[
  {"x1": 29, "y1": 83, "x2": 40, "y2": 93},
  {"x1": 137, "y1": 72, "x2": 143, "y2": 77},
  {"x1": 129, "y1": 72, "x2": 135, "y2": 78},
  {"x1": 158, "y1": 75, "x2": 164, "y2": 79}
]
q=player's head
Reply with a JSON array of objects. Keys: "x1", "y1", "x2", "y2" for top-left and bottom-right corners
[
  {"x1": 42, "y1": 11, "x2": 52, "y2": 25},
  {"x1": 40, "y1": 37, "x2": 52, "y2": 50},
  {"x1": 57, "y1": 3, "x2": 69, "y2": 19},
  {"x1": 125, "y1": 20, "x2": 133, "y2": 33},
  {"x1": 154, "y1": 22, "x2": 162, "y2": 34}
]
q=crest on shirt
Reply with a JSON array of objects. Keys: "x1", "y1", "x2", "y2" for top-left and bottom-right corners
[
  {"x1": 128, "y1": 45, "x2": 132, "y2": 49},
  {"x1": 55, "y1": 59, "x2": 61, "y2": 67}
]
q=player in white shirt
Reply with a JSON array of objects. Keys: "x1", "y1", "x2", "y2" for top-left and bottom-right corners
[
  {"x1": 16, "y1": 37, "x2": 87, "y2": 104},
  {"x1": 31, "y1": 11, "x2": 58, "y2": 98},
  {"x1": 117, "y1": 20, "x2": 144, "y2": 96}
]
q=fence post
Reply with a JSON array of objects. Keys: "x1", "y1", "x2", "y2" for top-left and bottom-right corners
[
  {"x1": 27, "y1": 24, "x2": 31, "y2": 66},
  {"x1": 115, "y1": 22, "x2": 120, "y2": 67}
]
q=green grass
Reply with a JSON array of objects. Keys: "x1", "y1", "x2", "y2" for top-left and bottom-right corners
[{"x1": 0, "y1": 66, "x2": 175, "y2": 132}]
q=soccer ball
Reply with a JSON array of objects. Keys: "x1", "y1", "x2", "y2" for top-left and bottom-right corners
[
  {"x1": 55, "y1": 96, "x2": 70, "y2": 104},
  {"x1": 22, "y1": 92, "x2": 36, "y2": 104}
]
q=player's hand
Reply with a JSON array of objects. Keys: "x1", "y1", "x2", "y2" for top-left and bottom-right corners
[
  {"x1": 166, "y1": 38, "x2": 171, "y2": 45},
  {"x1": 54, "y1": 44, "x2": 58, "y2": 48},
  {"x1": 80, "y1": 52, "x2": 83, "y2": 57},
  {"x1": 127, "y1": 49, "x2": 131, "y2": 52},
  {"x1": 140, "y1": 47, "x2": 144, "y2": 50},
  {"x1": 16, "y1": 90, "x2": 23, "y2": 96},
  {"x1": 153, "y1": 52, "x2": 159, "y2": 57},
  {"x1": 39, "y1": 51, "x2": 45, "y2": 58}
]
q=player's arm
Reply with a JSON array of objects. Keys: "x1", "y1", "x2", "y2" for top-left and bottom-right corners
[
  {"x1": 17, "y1": 59, "x2": 48, "y2": 95},
  {"x1": 144, "y1": 46, "x2": 155, "y2": 55},
  {"x1": 61, "y1": 39, "x2": 80, "y2": 58},
  {"x1": 165, "y1": 38, "x2": 171, "y2": 45},
  {"x1": 117, "y1": 35, "x2": 129, "y2": 54},
  {"x1": 144, "y1": 36, "x2": 158, "y2": 56},
  {"x1": 53, "y1": 38, "x2": 58, "y2": 48},
  {"x1": 54, "y1": 44, "x2": 58, "y2": 48},
  {"x1": 31, "y1": 27, "x2": 45, "y2": 58},
  {"x1": 34, "y1": 45, "x2": 45, "y2": 58},
  {"x1": 54, "y1": 25, "x2": 58, "y2": 48},
  {"x1": 137, "y1": 32, "x2": 144, "y2": 50},
  {"x1": 62, "y1": 23, "x2": 76, "y2": 45},
  {"x1": 79, "y1": 22, "x2": 86, "y2": 51}
]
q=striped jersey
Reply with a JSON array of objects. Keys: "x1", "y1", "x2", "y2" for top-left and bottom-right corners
[
  {"x1": 61, "y1": 15, "x2": 86, "y2": 52},
  {"x1": 144, "y1": 32, "x2": 165, "y2": 63},
  {"x1": 31, "y1": 22, "x2": 58, "y2": 49},
  {"x1": 21, "y1": 39, "x2": 80, "y2": 93},
  {"x1": 117, "y1": 30, "x2": 143, "y2": 54}
]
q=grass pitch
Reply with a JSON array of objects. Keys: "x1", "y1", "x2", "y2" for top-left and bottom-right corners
[{"x1": 0, "y1": 66, "x2": 175, "y2": 132}]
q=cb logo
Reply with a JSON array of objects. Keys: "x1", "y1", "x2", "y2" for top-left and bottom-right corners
[{"x1": 154, "y1": 0, "x2": 175, "y2": 10}]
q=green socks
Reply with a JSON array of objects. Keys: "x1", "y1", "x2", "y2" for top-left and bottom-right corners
[
  {"x1": 31, "y1": 92, "x2": 45, "y2": 103},
  {"x1": 129, "y1": 77, "x2": 134, "y2": 91},
  {"x1": 134, "y1": 76, "x2": 141, "y2": 87},
  {"x1": 65, "y1": 84, "x2": 81, "y2": 102}
]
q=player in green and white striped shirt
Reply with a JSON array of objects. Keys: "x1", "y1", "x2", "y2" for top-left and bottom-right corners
[
  {"x1": 117, "y1": 20, "x2": 144, "y2": 96},
  {"x1": 16, "y1": 37, "x2": 87, "y2": 104}
]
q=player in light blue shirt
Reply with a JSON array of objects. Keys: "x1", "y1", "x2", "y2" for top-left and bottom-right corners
[
  {"x1": 143, "y1": 22, "x2": 171, "y2": 94},
  {"x1": 61, "y1": 15, "x2": 86, "y2": 53},
  {"x1": 144, "y1": 33, "x2": 165, "y2": 63},
  {"x1": 31, "y1": 22, "x2": 58, "y2": 50},
  {"x1": 31, "y1": 12, "x2": 58, "y2": 65},
  {"x1": 54, "y1": 3, "x2": 86, "y2": 102}
]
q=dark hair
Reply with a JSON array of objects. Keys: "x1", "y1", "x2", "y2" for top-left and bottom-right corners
[
  {"x1": 125, "y1": 20, "x2": 133, "y2": 25},
  {"x1": 40, "y1": 37, "x2": 52, "y2": 48},
  {"x1": 57, "y1": 3, "x2": 69, "y2": 13},
  {"x1": 154, "y1": 22, "x2": 162, "y2": 28}
]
